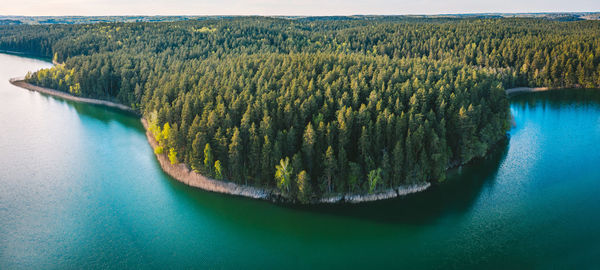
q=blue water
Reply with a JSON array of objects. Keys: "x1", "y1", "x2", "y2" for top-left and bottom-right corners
[{"x1": 1, "y1": 53, "x2": 599, "y2": 269}]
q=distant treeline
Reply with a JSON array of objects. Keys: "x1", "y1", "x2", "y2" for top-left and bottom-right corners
[{"x1": 0, "y1": 17, "x2": 598, "y2": 200}]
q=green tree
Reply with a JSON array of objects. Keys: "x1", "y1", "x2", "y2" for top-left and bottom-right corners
[
  {"x1": 261, "y1": 135, "x2": 273, "y2": 185},
  {"x1": 302, "y1": 123, "x2": 316, "y2": 176},
  {"x1": 228, "y1": 127, "x2": 243, "y2": 183},
  {"x1": 323, "y1": 146, "x2": 337, "y2": 193},
  {"x1": 348, "y1": 162, "x2": 361, "y2": 192}
]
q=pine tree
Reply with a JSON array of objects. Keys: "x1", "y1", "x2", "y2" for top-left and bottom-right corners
[
  {"x1": 204, "y1": 143, "x2": 214, "y2": 175},
  {"x1": 215, "y1": 160, "x2": 223, "y2": 180},
  {"x1": 323, "y1": 146, "x2": 337, "y2": 193},
  {"x1": 302, "y1": 122, "x2": 316, "y2": 176},
  {"x1": 296, "y1": 170, "x2": 311, "y2": 203},
  {"x1": 228, "y1": 127, "x2": 243, "y2": 183}
]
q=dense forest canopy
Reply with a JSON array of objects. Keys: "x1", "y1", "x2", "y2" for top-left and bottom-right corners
[{"x1": 1, "y1": 17, "x2": 598, "y2": 201}]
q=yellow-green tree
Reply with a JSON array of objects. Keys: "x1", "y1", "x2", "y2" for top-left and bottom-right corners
[
  {"x1": 368, "y1": 168, "x2": 382, "y2": 194},
  {"x1": 214, "y1": 160, "x2": 223, "y2": 180},
  {"x1": 296, "y1": 170, "x2": 311, "y2": 203},
  {"x1": 168, "y1": 147, "x2": 178, "y2": 164},
  {"x1": 204, "y1": 143, "x2": 213, "y2": 174},
  {"x1": 275, "y1": 157, "x2": 292, "y2": 193}
]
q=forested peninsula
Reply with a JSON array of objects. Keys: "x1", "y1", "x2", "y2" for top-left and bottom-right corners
[{"x1": 2, "y1": 17, "x2": 599, "y2": 203}]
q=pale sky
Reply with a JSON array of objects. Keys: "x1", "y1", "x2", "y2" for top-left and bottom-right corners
[{"x1": 1, "y1": 0, "x2": 598, "y2": 16}]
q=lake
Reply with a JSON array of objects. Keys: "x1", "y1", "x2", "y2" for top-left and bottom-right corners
[{"x1": 1, "y1": 53, "x2": 599, "y2": 269}]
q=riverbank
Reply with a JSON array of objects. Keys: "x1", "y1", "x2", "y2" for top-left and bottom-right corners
[
  {"x1": 505, "y1": 86, "x2": 585, "y2": 95},
  {"x1": 505, "y1": 87, "x2": 550, "y2": 95},
  {"x1": 10, "y1": 76, "x2": 431, "y2": 204},
  {"x1": 141, "y1": 118, "x2": 280, "y2": 201},
  {"x1": 9, "y1": 78, "x2": 136, "y2": 114}
]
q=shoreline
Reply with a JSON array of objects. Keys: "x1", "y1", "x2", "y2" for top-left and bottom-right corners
[
  {"x1": 142, "y1": 119, "x2": 430, "y2": 204},
  {"x1": 505, "y1": 86, "x2": 583, "y2": 95},
  {"x1": 9, "y1": 78, "x2": 136, "y2": 114},
  {"x1": 505, "y1": 87, "x2": 550, "y2": 95},
  {"x1": 10, "y1": 76, "x2": 431, "y2": 204}
]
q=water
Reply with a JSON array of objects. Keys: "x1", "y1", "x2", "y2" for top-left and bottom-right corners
[{"x1": 1, "y1": 53, "x2": 599, "y2": 269}]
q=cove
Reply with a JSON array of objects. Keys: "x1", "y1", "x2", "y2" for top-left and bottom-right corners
[{"x1": 1, "y1": 53, "x2": 599, "y2": 269}]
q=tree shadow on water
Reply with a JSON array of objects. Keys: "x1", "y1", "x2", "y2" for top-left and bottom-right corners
[
  {"x1": 511, "y1": 88, "x2": 600, "y2": 110},
  {"x1": 163, "y1": 138, "x2": 510, "y2": 232},
  {"x1": 39, "y1": 93, "x2": 144, "y2": 131},
  {"x1": 289, "y1": 137, "x2": 511, "y2": 226}
]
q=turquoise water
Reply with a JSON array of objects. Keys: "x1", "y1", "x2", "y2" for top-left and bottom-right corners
[{"x1": 1, "y1": 53, "x2": 599, "y2": 269}]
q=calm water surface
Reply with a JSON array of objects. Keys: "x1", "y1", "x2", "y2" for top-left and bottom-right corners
[{"x1": 1, "y1": 53, "x2": 599, "y2": 269}]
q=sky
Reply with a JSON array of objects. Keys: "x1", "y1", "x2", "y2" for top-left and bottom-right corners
[{"x1": 1, "y1": 0, "x2": 598, "y2": 16}]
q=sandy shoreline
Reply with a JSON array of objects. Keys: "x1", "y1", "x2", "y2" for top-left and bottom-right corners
[
  {"x1": 143, "y1": 116, "x2": 430, "y2": 203},
  {"x1": 141, "y1": 118, "x2": 280, "y2": 200},
  {"x1": 10, "y1": 77, "x2": 431, "y2": 204}
]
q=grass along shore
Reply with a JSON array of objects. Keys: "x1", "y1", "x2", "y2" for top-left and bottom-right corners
[{"x1": 9, "y1": 77, "x2": 431, "y2": 204}]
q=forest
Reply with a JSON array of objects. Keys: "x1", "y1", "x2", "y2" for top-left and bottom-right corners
[{"x1": 1, "y1": 17, "x2": 598, "y2": 201}]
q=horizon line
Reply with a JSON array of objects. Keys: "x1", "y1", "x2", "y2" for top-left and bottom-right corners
[{"x1": 2, "y1": 11, "x2": 599, "y2": 17}]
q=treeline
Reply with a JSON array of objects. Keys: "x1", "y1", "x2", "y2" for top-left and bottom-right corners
[
  {"x1": 3, "y1": 18, "x2": 599, "y2": 88},
  {"x1": 1, "y1": 17, "x2": 598, "y2": 199}
]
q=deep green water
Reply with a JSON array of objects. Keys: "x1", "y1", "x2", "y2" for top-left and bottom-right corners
[{"x1": 1, "y1": 53, "x2": 599, "y2": 269}]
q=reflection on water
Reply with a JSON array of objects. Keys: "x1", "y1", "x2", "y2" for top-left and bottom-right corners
[
  {"x1": 511, "y1": 88, "x2": 600, "y2": 108},
  {"x1": 291, "y1": 138, "x2": 510, "y2": 225},
  {"x1": 39, "y1": 94, "x2": 143, "y2": 130}
]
